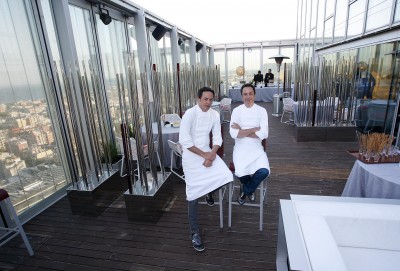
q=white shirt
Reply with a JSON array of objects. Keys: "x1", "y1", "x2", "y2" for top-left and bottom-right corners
[
  {"x1": 179, "y1": 105, "x2": 232, "y2": 201},
  {"x1": 229, "y1": 103, "x2": 270, "y2": 177}
]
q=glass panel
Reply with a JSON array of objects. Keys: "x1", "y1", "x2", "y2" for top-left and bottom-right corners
[
  {"x1": 365, "y1": 0, "x2": 392, "y2": 32},
  {"x1": 128, "y1": 23, "x2": 139, "y2": 76},
  {"x1": 244, "y1": 47, "x2": 261, "y2": 84},
  {"x1": 333, "y1": 0, "x2": 348, "y2": 42},
  {"x1": 214, "y1": 50, "x2": 226, "y2": 95},
  {"x1": 262, "y1": 47, "x2": 279, "y2": 79},
  {"x1": 305, "y1": 0, "x2": 312, "y2": 35},
  {"x1": 280, "y1": 47, "x2": 295, "y2": 71},
  {"x1": 316, "y1": 0, "x2": 326, "y2": 42},
  {"x1": 96, "y1": 16, "x2": 128, "y2": 137},
  {"x1": 323, "y1": 16, "x2": 333, "y2": 45},
  {"x1": 0, "y1": 0, "x2": 68, "y2": 214},
  {"x1": 325, "y1": 0, "x2": 336, "y2": 17},
  {"x1": 395, "y1": 0, "x2": 400, "y2": 22},
  {"x1": 347, "y1": 0, "x2": 366, "y2": 39},
  {"x1": 354, "y1": 42, "x2": 398, "y2": 134},
  {"x1": 226, "y1": 49, "x2": 243, "y2": 87},
  {"x1": 311, "y1": 0, "x2": 319, "y2": 29},
  {"x1": 179, "y1": 39, "x2": 190, "y2": 65}
]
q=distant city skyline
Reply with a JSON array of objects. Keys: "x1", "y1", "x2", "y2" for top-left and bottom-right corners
[{"x1": 130, "y1": 0, "x2": 298, "y2": 45}]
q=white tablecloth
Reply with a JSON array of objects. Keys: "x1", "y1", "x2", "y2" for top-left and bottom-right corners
[
  {"x1": 228, "y1": 87, "x2": 282, "y2": 102},
  {"x1": 141, "y1": 123, "x2": 180, "y2": 168},
  {"x1": 342, "y1": 160, "x2": 400, "y2": 199}
]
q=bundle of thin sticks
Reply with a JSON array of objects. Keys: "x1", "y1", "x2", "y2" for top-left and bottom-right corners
[{"x1": 365, "y1": 133, "x2": 390, "y2": 154}]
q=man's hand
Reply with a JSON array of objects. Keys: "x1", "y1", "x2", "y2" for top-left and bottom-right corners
[
  {"x1": 203, "y1": 159, "x2": 213, "y2": 167},
  {"x1": 232, "y1": 122, "x2": 261, "y2": 138},
  {"x1": 231, "y1": 122, "x2": 241, "y2": 130},
  {"x1": 203, "y1": 151, "x2": 216, "y2": 162}
]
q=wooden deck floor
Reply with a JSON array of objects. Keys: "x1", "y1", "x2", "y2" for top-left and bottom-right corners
[{"x1": 0, "y1": 102, "x2": 358, "y2": 271}]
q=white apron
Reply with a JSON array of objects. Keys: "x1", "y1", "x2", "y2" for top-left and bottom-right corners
[
  {"x1": 179, "y1": 105, "x2": 233, "y2": 201},
  {"x1": 229, "y1": 104, "x2": 270, "y2": 177}
]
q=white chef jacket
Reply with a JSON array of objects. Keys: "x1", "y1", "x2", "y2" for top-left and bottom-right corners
[
  {"x1": 179, "y1": 105, "x2": 233, "y2": 201},
  {"x1": 229, "y1": 103, "x2": 270, "y2": 177}
]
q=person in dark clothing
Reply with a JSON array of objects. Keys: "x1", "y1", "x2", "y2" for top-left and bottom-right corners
[
  {"x1": 264, "y1": 69, "x2": 274, "y2": 86},
  {"x1": 253, "y1": 70, "x2": 263, "y2": 84}
]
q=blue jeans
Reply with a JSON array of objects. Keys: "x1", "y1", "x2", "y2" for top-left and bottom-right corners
[
  {"x1": 188, "y1": 199, "x2": 199, "y2": 235},
  {"x1": 239, "y1": 168, "x2": 269, "y2": 195}
]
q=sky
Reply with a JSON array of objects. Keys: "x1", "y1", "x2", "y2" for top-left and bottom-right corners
[{"x1": 130, "y1": 0, "x2": 298, "y2": 45}]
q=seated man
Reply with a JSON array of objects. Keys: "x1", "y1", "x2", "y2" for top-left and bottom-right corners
[
  {"x1": 229, "y1": 83, "x2": 270, "y2": 205},
  {"x1": 179, "y1": 87, "x2": 233, "y2": 251},
  {"x1": 264, "y1": 69, "x2": 274, "y2": 86},
  {"x1": 253, "y1": 70, "x2": 263, "y2": 84}
]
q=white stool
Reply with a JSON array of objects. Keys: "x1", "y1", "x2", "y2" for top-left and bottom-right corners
[
  {"x1": 0, "y1": 189, "x2": 34, "y2": 256},
  {"x1": 228, "y1": 173, "x2": 268, "y2": 231},
  {"x1": 199, "y1": 186, "x2": 227, "y2": 228}
]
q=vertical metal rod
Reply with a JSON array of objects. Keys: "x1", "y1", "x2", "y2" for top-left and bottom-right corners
[
  {"x1": 56, "y1": 66, "x2": 80, "y2": 185},
  {"x1": 117, "y1": 74, "x2": 135, "y2": 193},
  {"x1": 125, "y1": 54, "x2": 148, "y2": 191},
  {"x1": 67, "y1": 67, "x2": 89, "y2": 187}
]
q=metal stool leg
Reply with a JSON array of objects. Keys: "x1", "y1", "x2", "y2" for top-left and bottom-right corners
[
  {"x1": 228, "y1": 182, "x2": 233, "y2": 227},
  {"x1": 259, "y1": 181, "x2": 264, "y2": 231},
  {"x1": 219, "y1": 188, "x2": 223, "y2": 228}
]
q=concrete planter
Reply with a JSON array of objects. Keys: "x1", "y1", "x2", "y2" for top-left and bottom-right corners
[
  {"x1": 295, "y1": 126, "x2": 357, "y2": 142},
  {"x1": 124, "y1": 172, "x2": 173, "y2": 222},
  {"x1": 66, "y1": 158, "x2": 128, "y2": 216}
]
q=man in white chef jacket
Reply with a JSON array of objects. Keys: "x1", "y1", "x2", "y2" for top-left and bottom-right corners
[
  {"x1": 229, "y1": 83, "x2": 270, "y2": 205},
  {"x1": 179, "y1": 87, "x2": 233, "y2": 252}
]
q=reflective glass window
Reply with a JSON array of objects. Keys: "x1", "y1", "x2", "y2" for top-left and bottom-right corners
[
  {"x1": 365, "y1": 0, "x2": 392, "y2": 31},
  {"x1": 311, "y1": 0, "x2": 319, "y2": 29},
  {"x1": 244, "y1": 48, "x2": 261, "y2": 83},
  {"x1": 395, "y1": 0, "x2": 400, "y2": 22},
  {"x1": 316, "y1": 0, "x2": 326, "y2": 41},
  {"x1": 214, "y1": 50, "x2": 226, "y2": 94},
  {"x1": 0, "y1": 0, "x2": 68, "y2": 214},
  {"x1": 333, "y1": 0, "x2": 348, "y2": 42},
  {"x1": 323, "y1": 16, "x2": 333, "y2": 45},
  {"x1": 347, "y1": 0, "x2": 366, "y2": 38},
  {"x1": 325, "y1": 0, "x2": 336, "y2": 17},
  {"x1": 128, "y1": 23, "x2": 139, "y2": 76},
  {"x1": 96, "y1": 16, "x2": 128, "y2": 136},
  {"x1": 226, "y1": 49, "x2": 243, "y2": 87},
  {"x1": 262, "y1": 47, "x2": 279, "y2": 80}
]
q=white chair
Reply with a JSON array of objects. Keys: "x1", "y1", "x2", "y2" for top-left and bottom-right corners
[
  {"x1": 199, "y1": 187, "x2": 227, "y2": 229},
  {"x1": 281, "y1": 97, "x2": 295, "y2": 124},
  {"x1": 228, "y1": 167, "x2": 268, "y2": 231},
  {"x1": 219, "y1": 98, "x2": 232, "y2": 123},
  {"x1": 228, "y1": 139, "x2": 269, "y2": 231},
  {"x1": 166, "y1": 140, "x2": 226, "y2": 228},
  {"x1": 161, "y1": 114, "x2": 181, "y2": 125},
  {"x1": 116, "y1": 137, "x2": 162, "y2": 179},
  {"x1": 0, "y1": 189, "x2": 34, "y2": 256},
  {"x1": 167, "y1": 140, "x2": 185, "y2": 181}
]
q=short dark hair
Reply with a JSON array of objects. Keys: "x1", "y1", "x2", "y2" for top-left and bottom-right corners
[
  {"x1": 198, "y1": 87, "x2": 215, "y2": 98},
  {"x1": 240, "y1": 83, "x2": 256, "y2": 95}
]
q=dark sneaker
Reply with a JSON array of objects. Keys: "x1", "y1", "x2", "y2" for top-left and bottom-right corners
[
  {"x1": 249, "y1": 193, "x2": 256, "y2": 201},
  {"x1": 237, "y1": 192, "x2": 246, "y2": 205},
  {"x1": 191, "y1": 233, "x2": 205, "y2": 252},
  {"x1": 205, "y1": 193, "x2": 214, "y2": 206}
]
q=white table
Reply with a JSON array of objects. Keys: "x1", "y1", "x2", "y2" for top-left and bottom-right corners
[
  {"x1": 141, "y1": 123, "x2": 180, "y2": 168},
  {"x1": 228, "y1": 87, "x2": 282, "y2": 102},
  {"x1": 277, "y1": 194, "x2": 400, "y2": 271},
  {"x1": 342, "y1": 160, "x2": 400, "y2": 199}
]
